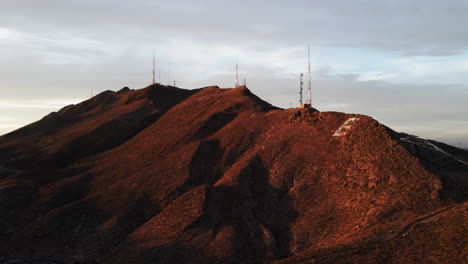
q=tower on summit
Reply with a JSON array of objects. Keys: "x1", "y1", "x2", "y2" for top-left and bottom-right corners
[
  {"x1": 235, "y1": 59, "x2": 240, "y2": 88},
  {"x1": 300, "y1": 44, "x2": 312, "y2": 108},
  {"x1": 152, "y1": 49, "x2": 156, "y2": 84},
  {"x1": 235, "y1": 59, "x2": 247, "y2": 88},
  {"x1": 299, "y1": 73, "x2": 304, "y2": 105}
]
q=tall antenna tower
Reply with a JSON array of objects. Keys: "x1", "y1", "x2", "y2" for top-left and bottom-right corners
[
  {"x1": 152, "y1": 49, "x2": 156, "y2": 84},
  {"x1": 235, "y1": 59, "x2": 239, "y2": 88},
  {"x1": 307, "y1": 44, "x2": 312, "y2": 106},
  {"x1": 299, "y1": 73, "x2": 304, "y2": 105},
  {"x1": 167, "y1": 63, "x2": 171, "y2": 85}
]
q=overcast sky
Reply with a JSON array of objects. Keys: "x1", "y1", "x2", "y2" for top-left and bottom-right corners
[{"x1": 1, "y1": 0, "x2": 467, "y2": 146}]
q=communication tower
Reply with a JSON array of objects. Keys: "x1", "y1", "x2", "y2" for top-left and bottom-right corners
[
  {"x1": 235, "y1": 60, "x2": 239, "y2": 88},
  {"x1": 307, "y1": 44, "x2": 312, "y2": 106},
  {"x1": 166, "y1": 63, "x2": 172, "y2": 86},
  {"x1": 300, "y1": 45, "x2": 312, "y2": 108},
  {"x1": 299, "y1": 73, "x2": 304, "y2": 105},
  {"x1": 152, "y1": 49, "x2": 156, "y2": 84}
]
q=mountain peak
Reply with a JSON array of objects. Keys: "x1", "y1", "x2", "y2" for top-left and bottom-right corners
[{"x1": 0, "y1": 84, "x2": 466, "y2": 264}]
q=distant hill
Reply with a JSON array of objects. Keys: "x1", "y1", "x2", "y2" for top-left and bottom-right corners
[{"x1": 0, "y1": 84, "x2": 466, "y2": 264}]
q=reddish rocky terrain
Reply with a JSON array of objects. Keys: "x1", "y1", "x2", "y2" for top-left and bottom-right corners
[{"x1": 0, "y1": 84, "x2": 466, "y2": 264}]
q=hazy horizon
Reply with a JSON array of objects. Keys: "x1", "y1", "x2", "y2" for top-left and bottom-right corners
[{"x1": 1, "y1": 0, "x2": 467, "y2": 147}]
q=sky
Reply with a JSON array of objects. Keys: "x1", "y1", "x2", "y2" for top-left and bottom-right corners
[{"x1": 0, "y1": 0, "x2": 467, "y2": 147}]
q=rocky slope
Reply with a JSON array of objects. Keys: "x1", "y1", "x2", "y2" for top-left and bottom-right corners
[{"x1": 0, "y1": 84, "x2": 466, "y2": 264}]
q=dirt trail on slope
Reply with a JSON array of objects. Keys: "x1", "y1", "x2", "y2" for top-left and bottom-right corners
[{"x1": 290, "y1": 204, "x2": 458, "y2": 263}]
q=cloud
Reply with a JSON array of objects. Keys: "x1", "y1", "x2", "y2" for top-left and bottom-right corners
[
  {"x1": 391, "y1": 55, "x2": 468, "y2": 83},
  {"x1": 0, "y1": 27, "x2": 20, "y2": 40},
  {"x1": 0, "y1": 99, "x2": 84, "y2": 109},
  {"x1": 358, "y1": 71, "x2": 399, "y2": 81},
  {"x1": 2, "y1": 1, "x2": 468, "y2": 56}
]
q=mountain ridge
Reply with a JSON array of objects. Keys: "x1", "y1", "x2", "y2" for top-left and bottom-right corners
[{"x1": 0, "y1": 84, "x2": 466, "y2": 264}]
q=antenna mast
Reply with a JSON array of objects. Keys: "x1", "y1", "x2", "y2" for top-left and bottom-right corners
[
  {"x1": 152, "y1": 49, "x2": 156, "y2": 84},
  {"x1": 167, "y1": 63, "x2": 170, "y2": 85},
  {"x1": 299, "y1": 73, "x2": 304, "y2": 105},
  {"x1": 235, "y1": 59, "x2": 239, "y2": 88},
  {"x1": 307, "y1": 44, "x2": 312, "y2": 106}
]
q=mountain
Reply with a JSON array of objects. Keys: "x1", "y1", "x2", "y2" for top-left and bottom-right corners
[{"x1": 0, "y1": 84, "x2": 466, "y2": 264}]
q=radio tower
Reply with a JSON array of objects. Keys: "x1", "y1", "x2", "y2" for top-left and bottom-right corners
[
  {"x1": 235, "y1": 60, "x2": 239, "y2": 88},
  {"x1": 299, "y1": 73, "x2": 304, "y2": 105},
  {"x1": 307, "y1": 44, "x2": 312, "y2": 106},
  {"x1": 152, "y1": 49, "x2": 156, "y2": 84},
  {"x1": 167, "y1": 63, "x2": 171, "y2": 85}
]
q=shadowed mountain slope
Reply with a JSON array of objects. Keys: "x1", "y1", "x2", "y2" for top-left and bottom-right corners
[
  {"x1": 0, "y1": 84, "x2": 466, "y2": 264},
  {"x1": 0, "y1": 84, "x2": 198, "y2": 169}
]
